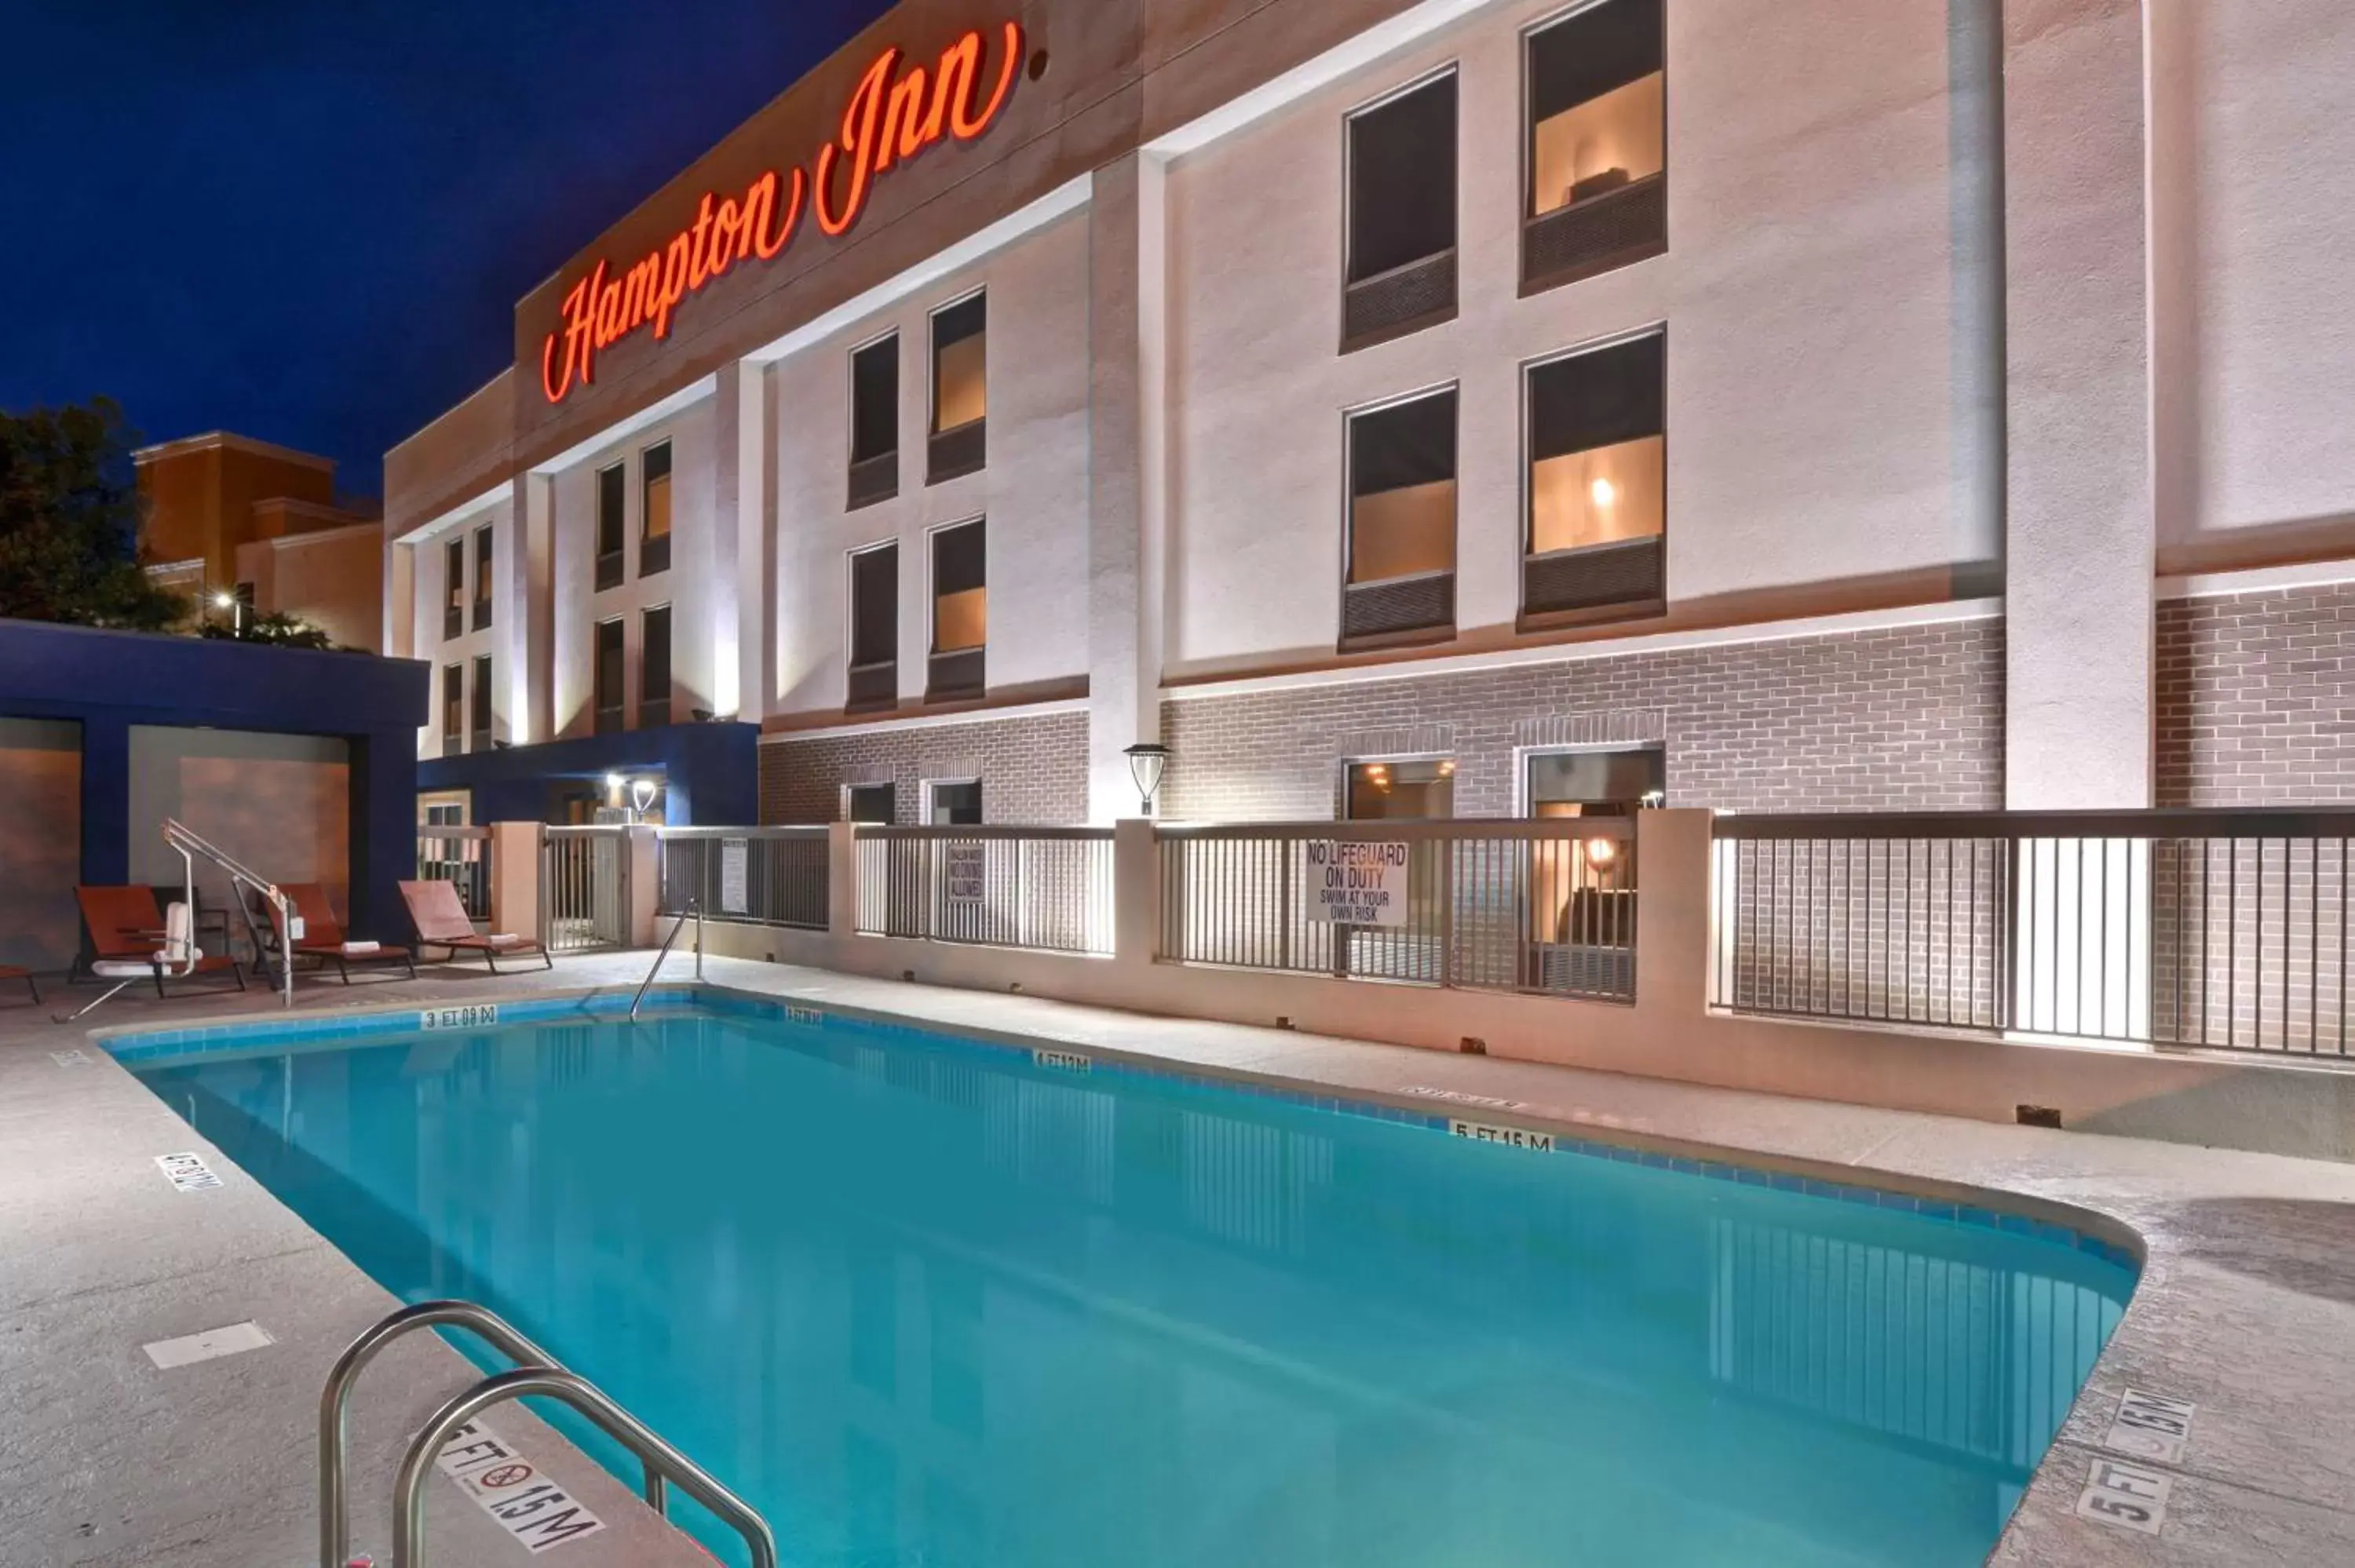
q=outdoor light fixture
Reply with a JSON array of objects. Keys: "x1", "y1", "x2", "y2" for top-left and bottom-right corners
[
  {"x1": 212, "y1": 591, "x2": 246, "y2": 637},
  {"x1": 1586, "y1": 837, "x2": 1619, "y2": 866},
  {"x1": 604, "y1": 771, "x2": 625, "y2": 793},
  {"x1": 1123, "y1": 742, "x2": 1171, "y2": 816},
  {"x1": 630, "y1": 778, "x2": 658, "y2": 818},
  {"x1": 1590, "y1": 477, "x2": 1618, "y2": 508}
]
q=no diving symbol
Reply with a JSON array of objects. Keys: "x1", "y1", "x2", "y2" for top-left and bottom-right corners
[{"x1": 477, "y1": 1463, "x2": 535, "y2": 1490}]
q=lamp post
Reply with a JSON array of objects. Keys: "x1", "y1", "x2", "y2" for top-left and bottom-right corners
[
  {"x1": 1122, "y1": 742, "x2": 1170, "y2": 817},
  {"x1": 212, "y1": 590, "x2": 246, "y2": 638}
]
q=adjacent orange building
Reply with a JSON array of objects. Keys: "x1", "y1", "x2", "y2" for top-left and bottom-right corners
[{"x1": 133, "y1": 431, "x2": 384, "y2": 651}]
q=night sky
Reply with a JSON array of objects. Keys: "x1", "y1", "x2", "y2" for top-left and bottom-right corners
[{"x1": 1, "y1": 0, "x2": 891, "y2": 498}]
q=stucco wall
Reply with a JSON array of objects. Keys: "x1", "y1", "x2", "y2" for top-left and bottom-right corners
[
  {"x1": 125, "y1": 727, "x2": 352, "y2": 920},
  {"x1": 0, "y1": 719, "x2": 81, "y2": 972},
  {"x1": 769, "y1": 208, "x2": 1094, "y2": 720},
  {"x1": 236, "y1": 522, "x2": 385, "y2": 654},
  {"x1": 1159, "y1": 0, "x2": 1990, "y2": 676}
]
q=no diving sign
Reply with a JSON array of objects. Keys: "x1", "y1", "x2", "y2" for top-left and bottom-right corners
[{"x1": 1305, "y1": 841, "x2": 1410, "y2": 927}]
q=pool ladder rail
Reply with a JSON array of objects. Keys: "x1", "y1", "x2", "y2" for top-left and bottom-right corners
[
  {"x1": 629, "y1": 899, "x2": 703, "y2": 1021},
  {"x1": 320, "y1": 1298, "x2": 778, "y2": 1568}
]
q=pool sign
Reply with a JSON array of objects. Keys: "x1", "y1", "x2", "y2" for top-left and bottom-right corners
[
  {"x1": 2103, "y1": 1388, "x2": 2196, "y2": 1464},
  {"x1": 2076, "y1": 1456, "x2": 2171, "y2": 1536},
  {"x1": 435, "y1": 1418, "x2": 607, "y2": 1553},
  {"x1": 944, "y1": 841, "x2": 987, "y2": 906},
  {"x1": 719, "y1": 837, "x2": 750, "y2": 915},
  {"x1": 1306, "y1": 841, "x2": 1410, "y2": 926},
  {"x1": 155, "y1": 1151, "x2": 223, "y2": 1192},
  {"x1": 1449, "y1": 1119, "x2": 1556, "y2": 1152},
  {"x1": 422, "y1": 1004, "x2": 499, "y2": 1032}
]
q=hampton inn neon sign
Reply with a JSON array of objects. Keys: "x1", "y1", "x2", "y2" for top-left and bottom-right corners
[{"x1": 540, "y1": 20, "x2": 1023, "y2": 404}]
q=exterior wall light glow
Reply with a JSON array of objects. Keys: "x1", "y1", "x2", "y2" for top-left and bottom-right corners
[
  {"x1": 1590, "y1": 476, "x2": 1617, "y2": 508},
  {"x1": 630, "y1": 778, "x2": 658, "y2": 816},
  {"x1": 1585, "y1": 837, "x2": 1619, "y2": 866}
]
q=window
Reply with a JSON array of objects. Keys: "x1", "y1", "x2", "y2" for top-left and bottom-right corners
[
  {"x1": 847, "y1": 542, "x2": 898, "y2": 710},
  {"x1": 929, "y1": 780, "x2": 982, "y2": 826},
  {"x1": 469, "y1": 655, "x2": 493, "y2": 752},
  {"x1": 1524, "y1": 330, "x2": 1665, "y2": 622},
  {"x1": 594, "y1": 463, "x2": 626, "y2": 591},
  {"x1": 1343, "y1": 388, "x2": 1458, "y2": 643},
  {"x1": 641, "y1": 443, "x2": 672, "y2": 576},
  {"x1": 1345, "y1": 758, "x2": 1456, "y2": 820},
  {"x1": 472, "y1": 525, "x2": 494, "y2": 631},
  {"x1": 1343, "y1": 71, "x2": 1458, "y2": 349},
  {"x1": 928, "y1": 294, "x2": 986, "y2": 483},
  {"x1": 1525, "y1": 746, "x2": 1664, "y2": 816},
  {"x1": 641, "y1": 605, "x2": 672, "y2": 728},
  {"x1": 929, "y1": 519, "x2": 985, "y2": 699},
  {"x1": 443, "y1": 540, "x2": 465, "y2": 640},
  {"x1": 593, "y1": 618, "x2": 625, "y2": 735},
  {"x1": 845, "y1": 782, "x2": 895, "y2": 825},
  {"x1": 1524, "y1": 0, "x2": 1666, "y2": 292},
  {"x1": 441, "y1": 664, "x2": 463, "y2": 757},
  {"x1": 849, "y1": 334, "x2": 900, "y2": 509}
]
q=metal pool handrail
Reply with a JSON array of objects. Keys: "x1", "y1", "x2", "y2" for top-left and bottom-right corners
[
  {"x1": 630, "y1": 899, "x2": 701, "y2": 1021},
  {"x1": 391, "y1": 1366, "x2": 780, "y2": 1568},
  {"x1": 319, "y1": 1300, "x2": 559, "y2": 1568}
]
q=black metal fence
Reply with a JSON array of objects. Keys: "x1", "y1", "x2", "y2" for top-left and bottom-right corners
[
  {"x1": 1713, "y1": 809, "x2": 2355, "y2": 1054},
  {"x1": 659, "y1": 828, "x2": 829, "y2": 931}
]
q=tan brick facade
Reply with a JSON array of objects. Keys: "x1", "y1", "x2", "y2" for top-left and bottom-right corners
[
  {"x1": 2158, "y1": 582, "x2": 2355, "y2": 806},
  {"x1": 1160, "y1": 617, "x2": 2006, "y2": 820},
  {"x1": 759, "y1": 709, "x2": 1090, "y2": 824}
]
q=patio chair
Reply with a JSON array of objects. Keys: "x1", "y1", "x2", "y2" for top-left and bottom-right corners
[
  {"x1": 0, "y1": 966, "x2": 36, "y2": 1005},
  {"x1": 272, "y1": 884, "x2": 416, "y2": 984},
  {"x1": 74, "y1": 885, "x2": 245, "y2": 997},
  {"x1": 398, "y1": 879, "x2": 552, "y2": 972}
]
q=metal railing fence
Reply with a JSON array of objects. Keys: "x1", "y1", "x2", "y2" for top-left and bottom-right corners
[
  {"x1": 541, "y1": 825, "x2": 630, "y2": 954},
  {"x1": 1712, "y1": 808, "x2": 2355, "y2": 1054},
  {"x1": 1156, "y1": 819, "x2": 1636, "y2": 1001},
  {"x1": 855, "y1": 826, "x2": 1115, "y2": 956},
  {"x1": 659, "y1": 827, "x2": 829, "y2": 930},
  {"x1": 416, "y1": 823, "x2": 491, "y2": 920}
]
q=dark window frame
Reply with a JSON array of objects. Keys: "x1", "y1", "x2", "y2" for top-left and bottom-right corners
[
  {"x1": 1519, "y1": 0, "x2": 1668, "y2": 295},
  {"x1": 846, "y1": 540, "x2": 900, "y2": 711},
  {"x1": 1518, "y1": 325, "x2": 1668, "y2": 629},
  {"x1": 1339, "y1": 384, "x2": 1461, "y2": 648},
  {"x1": 594, "y1": 461, "x2": 626, "y2": 592},
  {"x1": 472, "y1": 524, "x2": 494, "y2": 632},
  {"x1": 1341, "y1": 66, "x2": 1461, "y2": 352},
  {"x1": 640, "y1": 603, "x2": 673, "y2": 729},
  {"x1": 639, "y1": 441, "x2": 673, "y2": 578},
  {"x1": 849, "y1": 331, "x2": 901, "y2": 509},
  {"x1": 927, "y1": 778, "x2": 984, "y2": 826},
  {"x1": 926, "y1": 516, "x2": 987, "y2": 702},
  {"x1": 593, "y1": 616, "x2": 626, "y2": 735},
  {"x1": 443, "y1": 539, "x2": 465, "y2": 640},
  {"x1": 845, "y1": 782, "x2": 896, "y2": 825},
  {"x1": 441, "y1": 663, "x2": 464, "y2": 757},
  {"x1": 927, "y1": 291, "x2": 988, "y2": 484},
  {"x1": 469, "y1": 653, "x2": 493, "y2": 752}
]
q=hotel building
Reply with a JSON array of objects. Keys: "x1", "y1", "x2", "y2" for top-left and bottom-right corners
[{"x1": 382, "y1": 0, "x2": 2355, "y2": 830}]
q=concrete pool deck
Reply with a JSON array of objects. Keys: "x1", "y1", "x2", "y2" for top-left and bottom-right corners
[{"x1": 4, "y1": 953, "x2": 2355, "y2": 1565}]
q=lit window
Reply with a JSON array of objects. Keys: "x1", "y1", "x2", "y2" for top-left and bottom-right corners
[
  {"x1": 641, "y1": 443, "x2": 672, "y2": 576},
  {"x1": 1524, "y1": 0, "x2": 1667, "y2": 290},
  {"x1": 932, "y1": 296, "x2": 986, "y2": 432},
  {"x1": 1524, "y1": 330, "x2": 1666, "y2": 620},
  {"x1": 1343, "y1": 388, "x2": 1457, "y2": 642},
  {"x1": 443, "y1": 540, "x2": 464, "y2": 640},
  {"x1": 1345, "y1": 758, "x2": 1456, "y2": 821},
  {"x1": 472, "y1": 525, "x2": 494, "y2": 631}
]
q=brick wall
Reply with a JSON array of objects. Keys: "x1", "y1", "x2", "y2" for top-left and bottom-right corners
[
  {"x1": 1160, "y1": 617, "x2": 2004, "y2": 819},
  {"x1": 2157, "y1": 582, "x2": 2355, "y2": 805},
  {"x1": 759, "y1": 709, "x2": 1090, "y2": 824}
]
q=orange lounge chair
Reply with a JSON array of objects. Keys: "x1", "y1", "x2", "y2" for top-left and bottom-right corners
[
  {"x1": 398, "y1": 879, "x2": 552, "y2": 972},
  {"x1": 0, "y1": 965, "x2": 36, "y2": 1005},
  {"x1": 74, "y1": 885, "x2": 245, "y2": 997},
  {"x1": 275, "y1": 884, "x2": 416, "y2": 983}
]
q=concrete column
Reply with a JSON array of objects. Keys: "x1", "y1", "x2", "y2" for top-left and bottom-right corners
[
  {"x1": 383, "y1": 540, "x2": 414, "y2": 662},
  {"x1": 489, "y1": 821, "x2": 541, "y2": 940},
  {"x1": 1111, "y1": 818, "x2": 1159, "y2": 985},
  {"x1": 348, "y1": 731, "x2": 418, "y2": 943},
  {"x1": 495, "y1": 489, "x2": 531, "y2": 747},
  {"x1": 715, "y1": 359, "x2": 772, "y2": 727},
  {"x1": 827, "y1": 821, "x2": 859, "y2": 938},
  {"x1": 520, "y1": 472, "x2": 557, "y2": 747},
  {"x1": 2002, "y1": 0, "x2": 2153, "y2": 808},
  {"x1": 1085, "y1": 153, "x2": 1167, "y2": 823},
  {"x1": 1633, "y1": 809, "x2": 1713, "y2": 1026},
  {"x1": 626, "y1": 824, "x2": 662, "y2": 946}
]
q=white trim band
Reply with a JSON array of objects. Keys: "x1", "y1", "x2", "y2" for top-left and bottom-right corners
[{"x1": 760, "y1": 695, "x2": 1090, "y2": 745}]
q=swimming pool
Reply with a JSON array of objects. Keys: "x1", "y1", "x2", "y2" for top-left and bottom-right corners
[{"x1": 121, "y1": 991, "x2": 2134, "y2": 1567}]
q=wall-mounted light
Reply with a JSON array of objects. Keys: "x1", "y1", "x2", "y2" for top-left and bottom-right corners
[
  {"x1": 1585, "y1": 837, "x2": 1619, "y2": 866},
  {"x1": 1123, "y1": 742, "x2": 1171, "y2": 816},
  {"x1": 630, "y1": 778, "x2": 658, "y2": 818},
  {"x1": 1590, "y1": 476, "x2": 1618, "y2": 508}
]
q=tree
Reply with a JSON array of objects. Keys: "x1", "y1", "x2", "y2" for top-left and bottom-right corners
[
  {"x1": 0, "y1": 398, "x2": 188, "y2": 630},
  {"x1": 199, "y1": 610, "x2": 340, "y2": 651}
]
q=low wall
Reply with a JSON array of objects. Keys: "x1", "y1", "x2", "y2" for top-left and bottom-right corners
[{"x1": 682, "y1": 813, "x2": 2355, "y2": 1164}]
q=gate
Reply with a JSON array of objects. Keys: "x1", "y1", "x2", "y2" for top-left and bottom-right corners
[{"x1": 541, "y1": 826, "x2": 630, "y2": 953}]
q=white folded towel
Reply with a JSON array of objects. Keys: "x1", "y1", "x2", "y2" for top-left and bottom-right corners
[
  {"x1": 487, "y1": 932, "x2": 526, "y2": 946},
  {"x1": 340, "y1": 940, "x2": 381, "y2": 955}
]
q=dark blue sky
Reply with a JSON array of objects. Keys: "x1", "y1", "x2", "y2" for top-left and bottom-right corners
[{"x1": 1, "y1": 0, "x2": 890, "y2": 497}]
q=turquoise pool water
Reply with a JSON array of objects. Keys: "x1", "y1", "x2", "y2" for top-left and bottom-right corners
[{"x1": 127, "y1": 997, "x2": 2133, "y2": 1567}]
